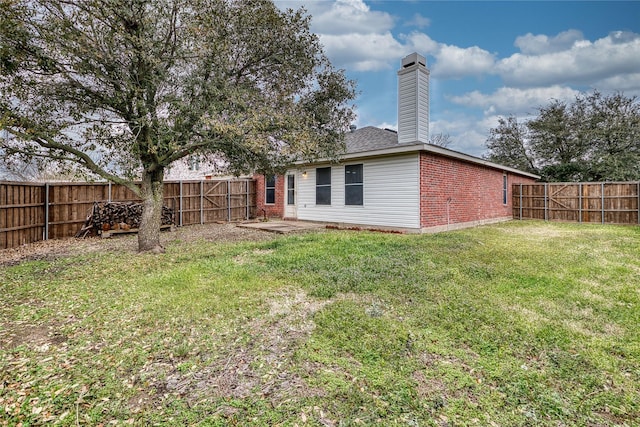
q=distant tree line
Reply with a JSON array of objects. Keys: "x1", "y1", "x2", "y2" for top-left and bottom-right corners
[{"x1": 484, "y1": 91, "x2": 640, "y2": 182}]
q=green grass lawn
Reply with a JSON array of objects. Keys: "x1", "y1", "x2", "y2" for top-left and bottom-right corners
[{"x1": 1, "y1": 221, "x2": 639, "y2": 426}]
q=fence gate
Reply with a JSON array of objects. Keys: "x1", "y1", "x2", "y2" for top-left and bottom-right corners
[{"x1": 513, "y1": 182, "x2": 640, "y2": 225}]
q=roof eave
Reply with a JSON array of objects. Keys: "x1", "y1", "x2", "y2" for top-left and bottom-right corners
[
  {"x1": 422, "y1": 144, "x2": 541, "y2": 179},
  {"x1": 291, "y1": 143, "x2": 424, "y2": 166},
  {"x1": 293, "y1": 142, "x2": 540, "y2": 180}
]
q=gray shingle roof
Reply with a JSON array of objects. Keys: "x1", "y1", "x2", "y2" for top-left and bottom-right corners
[
  {"x1": 345, "y1": 126, "x2": 399, "y2": 154},
  {"x1": 338, "y1": 125, "x2": 539, "y2": 179}
]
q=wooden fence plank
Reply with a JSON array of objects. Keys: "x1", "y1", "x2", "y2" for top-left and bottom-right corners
[
  {"x1": 0, "y1": 179, "x2": 257, "y2": 250},
  {"x1": 513, "y1": 182, "x2": 640, "y2": 225},
  {"x1": 0, "y1": 182, "x2": 46, "y2": 249}
]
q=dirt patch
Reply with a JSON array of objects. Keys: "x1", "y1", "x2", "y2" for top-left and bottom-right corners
[
  {"x1": 0, "y1": 223, "x2": 276, "y2": 267},
  {"x1": 233, "y1": 248, "x2": 274, "y2": 265},
  {"x1": 498, "y1": 224, "x2": 566, "y2": 239},
  {"x1": 412, "y1": 370, "x2": 447, "y2": 400},
  {"x1": 128, "y1": 289, "x2": 331, "y2": 411},
  {"x1": 0, "y1": 322, "x2": 67, "y2": 350}
]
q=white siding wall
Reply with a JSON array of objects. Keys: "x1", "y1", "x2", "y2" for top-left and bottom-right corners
[{"x1": 293, "y1": 154, "x2": 420, "y2": 229}]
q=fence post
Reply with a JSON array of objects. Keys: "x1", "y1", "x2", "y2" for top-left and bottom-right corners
[
  {"x1": 637, "y1": 182, "x2": 640, "y2": 225},
  {"x1": 227, "y1": 180, "x2": 231, "y2": 222},
  {"x1": 245, "y1": 180, "x2": 249, "y2": 220},
  {"x1": 519, "y1": 184, "x2": 523, "y2": 220},
  {"x1": 179, "y1": 180, "x2": 183, "y2": 227},
  {"x1": 544, "y1": 183, "x2": 548, "y2": 221},
  {"x1": 200, "y1": 180, "x2": 204, "y2": 225},
  {"x1": 601, "y1": 182, "x2": 605, "y2": 224},
  {"x1": 578, "y1": 183, "x2": 582, "y2": 223},
  {"x1": 44, "y1": 183, "x2": 50, "y2": 240},
  {"x1": 108, "y1": 182, "x2": 112, "y2": 202}
]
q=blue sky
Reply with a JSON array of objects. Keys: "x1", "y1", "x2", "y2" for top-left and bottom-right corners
[{"x1": 274, "y1": 0, "x2": 640, "y2": 156}]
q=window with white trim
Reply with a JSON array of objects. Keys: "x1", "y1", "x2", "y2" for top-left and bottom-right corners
[
  {"x1": 287, "y1": 174, "x2": 295, "y2": 205},
  {"x1": 345, "y1": 164, "x2": 363, "y2": 206},
  {"x1": 265, "y1": 176, "x2": 276, "y2": 204},
  {"x1": 316, "y1": 167, "x2": 331, "y2": 205},
  {"x1": 503, "y1": 174, "x2": 508, "y2": 205}
]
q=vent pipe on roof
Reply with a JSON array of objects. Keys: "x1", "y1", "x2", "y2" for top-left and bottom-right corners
[{"x1": 397, "y1": 52, "x2": 429, "y2": 144}]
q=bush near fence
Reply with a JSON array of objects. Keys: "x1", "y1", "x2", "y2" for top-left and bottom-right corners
[
  {"x1": 0, "y1": 180, "x2": 256, "y2": 250},
  {"x1": 513, "y1": 182, "x2": 640, "y2": 225}
]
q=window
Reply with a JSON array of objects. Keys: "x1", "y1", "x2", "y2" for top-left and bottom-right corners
[
  {"x1": 188, "y1": 155, "x2": 200, "y2": 171},
  {"x1": 503, "y1": 174, "x2": 508, "y2": 205},
  {"x1": 265, "y1": 176, "x2": 276, "y2": 204},
  {"x1": 345, "y1": 164, "x2": 363, "y2": 206},
  {"x1": 287, "y1": 174, "x2": 295, "y2": 205},
  {"x1": 316, "y1": 167, "x2": 331, "y2": 205}
]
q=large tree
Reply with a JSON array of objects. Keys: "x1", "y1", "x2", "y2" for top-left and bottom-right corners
[
  {"x1": 485, "y1": 91, "x2": 640, "y2": 182},
  {"x1": 585, "y1": 91, "x2": 640, "y2": 180},
  {"x1": 485, "y1": 115, "x2": 536, "y2": 175},
  {"x1": 0, "y1": 0, "x2": 356, "y2": 251},
  {"x1": 527, "y1": 97, "x2": 591, "y2": 181}
]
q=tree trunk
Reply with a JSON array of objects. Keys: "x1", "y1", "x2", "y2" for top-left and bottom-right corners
[{"x1": 138, "y1": 168, "x2": 165, "y2": 253}]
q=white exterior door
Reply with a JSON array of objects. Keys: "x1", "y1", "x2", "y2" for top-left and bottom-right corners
[{"x1": 284, "y1": 173, "x2": 297, "y2": 218}]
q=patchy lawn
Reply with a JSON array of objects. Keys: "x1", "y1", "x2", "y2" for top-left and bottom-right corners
[{"x1": 1, "y1": 221, "x2": 638, "y2": 426}]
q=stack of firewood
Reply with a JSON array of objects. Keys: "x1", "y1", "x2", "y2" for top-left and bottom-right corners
[{"x1": 76, "y1": 201, "x2": 174, "y2": 237}]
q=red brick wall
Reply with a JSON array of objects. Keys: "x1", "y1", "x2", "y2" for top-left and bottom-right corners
[
  {"x1": 254, "y1": 174, "x2": 285, "y2": 218},
  {"x1": 420, "y1": 153, "x2": 537, "y2": 229}
]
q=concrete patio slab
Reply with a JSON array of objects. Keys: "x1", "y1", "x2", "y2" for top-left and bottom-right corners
[{"x1": 237, "y1": 220, "x2": 326, "y2": 234}]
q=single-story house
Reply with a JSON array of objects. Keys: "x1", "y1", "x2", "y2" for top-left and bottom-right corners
[{"x1": 255, "y1": 53, "x2": 539, "y2": 233}]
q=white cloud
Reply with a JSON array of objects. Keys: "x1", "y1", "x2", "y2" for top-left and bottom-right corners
[
  {"x1": 405, "y1": 13, "x2": 430, "y2": 29},
  {"x1": 375, "y1": 122, "x2": 397, "y2": 131},
  {"x1": 514, "y1": 29, "x2": 584, "y2": 55},
  {"x1": 497, "y1": 31, "x2": 640, "y2": 87},
  {"x1": 310, "y1": 0, "x2": 395, "y2": 35},
  {"x1": 275, "y1": 1, "x2": 494, "y2": 77},
  {"x1": 402, "y1": 33, "x2": 495, "y2": 78},
  {"x1": 276, "y1": 0, "x2": 401, "y2": 71},
  {"x1": 319, "y1": 32, "x2": 404, "y2": 71},
  {"x1": 431, "y1": 44, "x2": 496, "y2": 79},
  {"x1": 449, "y1": 86, "x2": 580, "y2": 116},
  {"x1": 430, "y1": 117, "x2": 470, "y2": 136},
  {"x1": 275, "y1": 0, "x2": 394, "y2": 36},
  {"x1": 275, "y1": 4, "x2": 640, "y2": 91},
  {"x1": 430, "y1": 118, "x2": 490, "y2": 157},
  {"x1": 361, "y1": 117, "x2": 489, "y2": 157},
  {"x1": 451, "y1": 129, "x2": 490, "y2": 157},
  {"x1": 403, "y1": 32, "x2": 441, "y2": 57},
  {"x1": 592, "y1": 73, "x2": 640, "y2": 95}
]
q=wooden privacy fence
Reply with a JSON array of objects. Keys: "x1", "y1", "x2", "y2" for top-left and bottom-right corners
[
  {"x1": 513, "y1": 182, "x2": 640, "y2": 225},
  {"x1": 0, "y1": 179, "x2": 256, "y2": 250}
]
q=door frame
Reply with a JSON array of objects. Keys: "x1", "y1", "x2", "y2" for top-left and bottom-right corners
[{"x1": 284, "y1": 172, "x2": 297, "y2": 219}]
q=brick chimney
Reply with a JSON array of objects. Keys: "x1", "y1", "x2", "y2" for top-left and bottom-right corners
[{"x1": 397, "y1": 53, "x2": 429, "y2": 144}]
